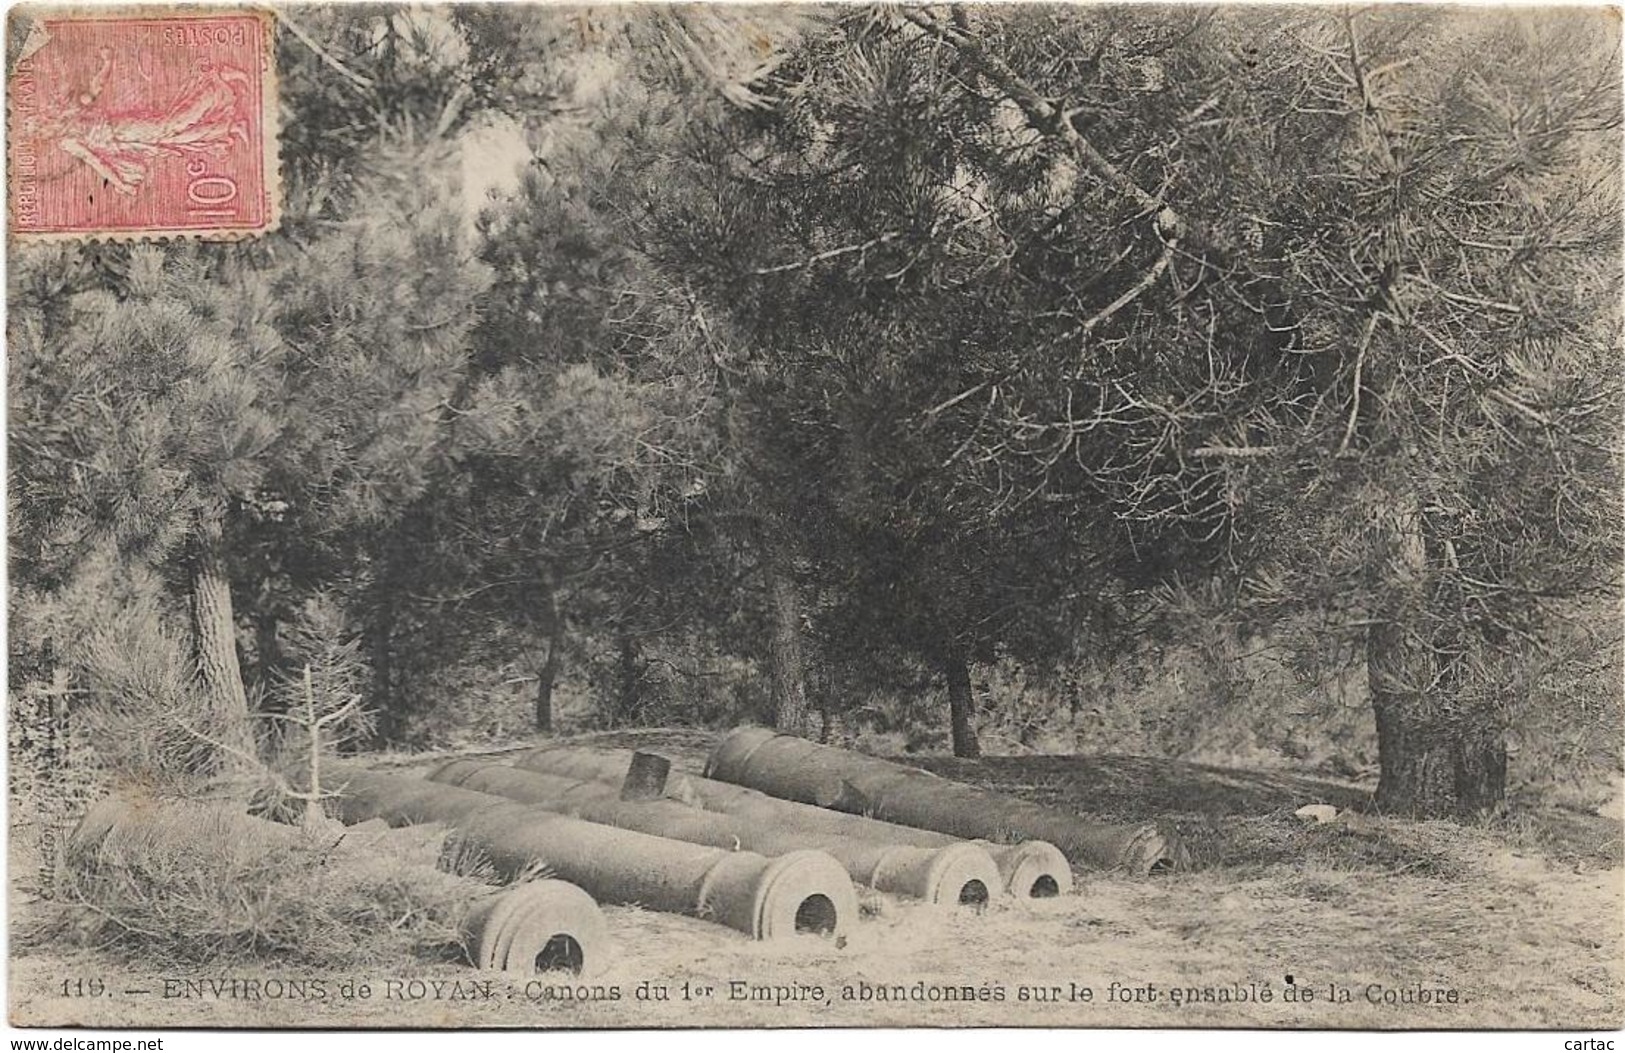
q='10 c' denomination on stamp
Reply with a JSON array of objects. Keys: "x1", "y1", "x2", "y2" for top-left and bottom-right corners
[{"x1": 8, "y1": 6, "x2": 278, "y2": 240}]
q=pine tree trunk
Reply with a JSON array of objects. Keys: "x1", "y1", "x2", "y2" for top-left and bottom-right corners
[
  {"x1": 817, "y1": 663, "x2": 832, "y2": 744},
  {"x1": 367, "y1": 598, "x2": 396, "y2": 746},
  {"x1": 945, "y1": 645, "x2": 981, "y2": 758},
  {"x1": 189, "y1": 509, "x2": 251, "y2": 753},
  {"x1": 1369, "y1": 621, "x2": 1455, "y2": 816},
  {"x1": 616, "y1": 633, "x2": 641, "y2": 726},
  {"x1": 1369, "y1": 506, "x2": 1506, "y2": 819},
  {"x1": 1371, "y1": 658, "x2": 1506, "y2": 817},
  {"x1": 535, "y1": 579, "x2": 562, "y2": 734},
  {"x1": 536, "y1": 649, "x2": 559, "y2": 734},
  {"x1": 1451, "y1": 723, "x2": 1508, "y2": 819},
  {"x1": 253, "y1": 607, "x2": 280, "y2": 705},
  {"x1": 763, "y1": 552, "x2": 810, "y2": 735}
]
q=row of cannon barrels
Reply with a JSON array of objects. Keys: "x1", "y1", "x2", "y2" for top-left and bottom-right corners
[
  {"x1": 433, "y1": 759, "x2": 1015, "y2": 905},
  {"x1": 502, "y1": 728, "x2": 1183, "y2": 877},
  {"x1": 73, "y1": 730, "x2": 1186, "y2": 981},
  {"x1": 494, "y1": 750, "x2": 1075, "y2": 899},
  {"x1": 324, "y1": 763, "x2": 858, "y2": 943},
  {"x1": 328, "y1": 730, "x2": 1186, "y2": 959}
]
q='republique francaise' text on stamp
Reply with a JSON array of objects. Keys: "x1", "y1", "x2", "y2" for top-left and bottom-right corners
[{"x1": 8, "y1": 7, "x2": 278, "y2": 240}]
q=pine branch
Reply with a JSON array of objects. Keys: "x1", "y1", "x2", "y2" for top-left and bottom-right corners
[
  {"x1": 1058, "y1": 238, "x2": 1178, "y2": 346},
  {"x1": 276, "y1": 11, "x2": 376, "y2": 94},
  {"x1": 1336, "y1": 309, "x2": 1382, "y2": 457},
  {"x1": 750, "y1": 233, "x2": 903, "y2": 275},
  {"x1": 1188, "y1": 445, "x2": 1280, "y2": 460},
  {"x1": 173, "y1": 719, "x2": 294, "y2": 796},
  {"x1": 895, "y1": 7, "x2": 1235, "y2": 258}
]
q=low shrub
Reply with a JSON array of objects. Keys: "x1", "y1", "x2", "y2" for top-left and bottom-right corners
[{"x1": 45, "y1": 797, "x2": 491, "y2": 968}]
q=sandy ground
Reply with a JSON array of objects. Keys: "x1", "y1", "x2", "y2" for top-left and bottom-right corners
[{"x1": 10, "y1": 732, "x2": 1622, "y2": 1029}]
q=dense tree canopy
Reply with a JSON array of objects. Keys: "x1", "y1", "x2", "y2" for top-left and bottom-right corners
[{"x1": 9, "y1": 5, "x2": 1619, "y2": 818}]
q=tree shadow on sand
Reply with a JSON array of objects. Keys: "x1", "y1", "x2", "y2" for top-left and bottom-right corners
[
  {"x1": 529, "y1": 731, "x2": 1620, "y2": 873},
  {"x1": 909, "y1": 754, "x2": 1372, "y2": 821}
]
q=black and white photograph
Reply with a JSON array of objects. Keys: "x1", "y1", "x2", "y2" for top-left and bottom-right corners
[{"x1": 5, "y1": 1, "x2": 1622, "y2": 1037}]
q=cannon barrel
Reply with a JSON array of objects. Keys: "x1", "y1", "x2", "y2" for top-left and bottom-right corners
[
  {"x1": 704, "y1": 728, "x2": 1185, "y2": 875},
  {"x1": 433, "y1": 758, "x2": 1001, "y2": 908},
  {"x1": 325, "y1": 764, "x2": 857, "y2": 941},
  {"x1": 69, "y1": 794, "x2": 612, "y2": 975}
]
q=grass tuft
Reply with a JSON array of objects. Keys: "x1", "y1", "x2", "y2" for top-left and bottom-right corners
[{"x1": 32, "y1": 798, "x2": 492, "y2": 970}]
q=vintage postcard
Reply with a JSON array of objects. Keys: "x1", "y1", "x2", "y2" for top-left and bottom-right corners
[{"x1": 6, "y1": 1, "x2": 1622, "y2": 1037}]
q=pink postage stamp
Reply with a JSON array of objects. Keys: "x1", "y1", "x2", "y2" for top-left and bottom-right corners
[{"x1": 8, "y1": 7, "x2": 278, "y2": 240}]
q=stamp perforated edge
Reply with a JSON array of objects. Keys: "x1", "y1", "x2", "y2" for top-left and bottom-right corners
[{"x1": 6, "y1": 4, "x2": 282, "y2": 244}]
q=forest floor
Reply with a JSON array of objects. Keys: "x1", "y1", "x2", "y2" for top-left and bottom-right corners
[{"x1": 10, "y1": 728, "x2": 1622, "y2": 1029}]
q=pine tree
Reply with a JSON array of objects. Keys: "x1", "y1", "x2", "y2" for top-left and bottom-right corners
[
  {"x1": 10, "y1": 7, "x2": 514, "y2": 771},
  {"x1": 633, "y1": 5, "x2": 1621, "y2": 796}
]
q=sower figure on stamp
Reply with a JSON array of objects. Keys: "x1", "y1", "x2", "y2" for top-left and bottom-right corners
[{"x1": 42, "y1": 44, "x2": 253, "y2": 196}]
